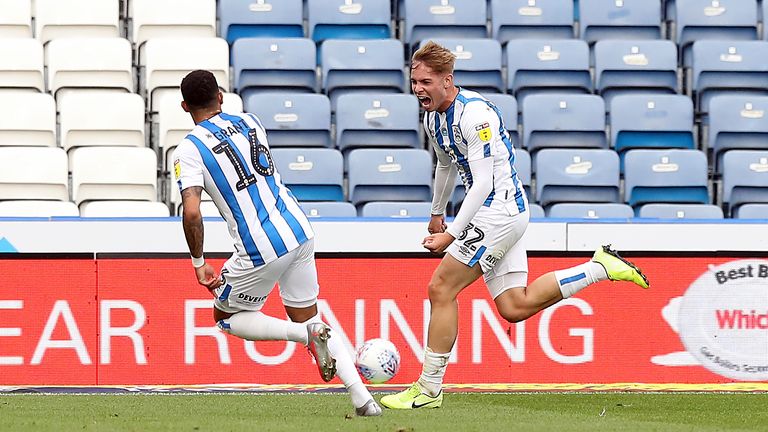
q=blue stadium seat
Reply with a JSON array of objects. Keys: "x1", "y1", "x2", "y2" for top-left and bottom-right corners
[
  {"x1": 722, "y1": 150, "x2": 768, "y2": 213},
  {"x1": 522, "y1": 94, "x2": 607, "y2": 152},
  {"x1": 691, "y1": 40, "x2": 768, "y2": 115},
  {"x1": 244, "y1": 93, "x2": 331, "y2": 148},
  {"x1": 506, "y1": 39, "x2": 591, "y2": 99},
  {"x1": 232, "y1": 38, "x2": 317, "y2": 96},
  {"x1": 675, "y1": 0, "x2": 758, "y2": 67},
  {"x1": 534, "y1": 148, "x2": 620, "y2": 207},
  {"x1": 336, "y1": 93, "x2": 420, "y2": 152},
  {"x1": 348, "y1": 148, "x2": 432, "y2": 206},
  {"x1": 320, "y1": 39, "x2": 405, "y2": 107},
  {"x1": 483, "y1": 93, "x2": 519, "y2": 138},
  {"x1": 579, "y1": 0, "x2": 662, "y2": 44},
  {"x1": 734, "y1": 203, "x2": 768, "y2": 219},
  {"x1": 430, "y1": 38, "x2": 503, "y2": 94},
  {"x1": 490, "y1": 0, "x2": 574, "y2": 44},
  {"x1": 271, "y1": 148, "x2": 344, "y2": 202},
  {"x1": 403, "y1": 0, "x2": 488, "y2": 48},
  {"x1": 547, "y1": 203, "x2": 634, "y2": 219},
  {"x1": 308, "y1": 0, "x2": 391, "y2": 43},
  {"x1": 610, "y1": 94, "x2": 695, "y2": 156},
  {"x1": 708, "y1": 95, "x2": 768, "y2": 173},
  {"x1": 594, "y1": 40, "x2": 678, "y2": 106},
  {"x1": 529, "y1": 203, "x2": 545, "y2": 218},
  {"x1": 637, "y1": 203, "x2": 724, "y2": 219},
  {"x1": 624, "y1": 149, "x2": 709, "y2": 207},
  {"x1": 300, "y1": 201, "x2": 357, "y2": 218},
  {"x1": 218, "y1": 0, "x2": 304, "y2": 43},
  {"x1": 360, "y1": 201, "x2": 432, "y2": 218}
]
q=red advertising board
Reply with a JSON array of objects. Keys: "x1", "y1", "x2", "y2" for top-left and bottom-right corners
[{"x1": 1, "y1": 255, "x2": 766, "y2": 385}]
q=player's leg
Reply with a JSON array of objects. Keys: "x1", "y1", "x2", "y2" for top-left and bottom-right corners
[{"x1": 279, "y1": 239, "x2": 382, "y2": 417}]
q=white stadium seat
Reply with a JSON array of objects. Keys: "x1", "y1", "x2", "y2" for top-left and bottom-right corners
[
  {"x1": 130, "y1": 0, "x2": 217, "y2": 47},
  {"x1": 0, "y1": 38, "x2": 44, "y2": 91},
  {"x1": 0, "y1": 0, "x2": 32, "y2": 38},
  {"x1": 34, "y1": 0, "x2": 120, "y2": 44},
  {"x1": 0, "y1": 147, "x2": 69, "y2": 201},
  {"x1": 45, "y1": 37, "x2": 133, "y2": 94},
  {"x1": 59, "y1": 91, "x2": 146, "y2": 151},
  {"x1": 141, "y1": 37, "x2": 229, "y2": 109},
  {"x1": 70, "y1": 147, "x2": 157, "y2": 204},
  {"x1": 79, "y1": 201, "x2": 171, "y2": 217},
  {"x1": 0, "y1": 200, "x2": 79, "y2": 217},
  {"x1": 0, "y1": 91, "x2": 56, "y2": 146}
]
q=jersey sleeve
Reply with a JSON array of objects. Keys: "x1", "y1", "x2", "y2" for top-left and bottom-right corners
[
  {"x1": 172, "y1": 140, "x2": 204, "y2": 193},
  {"x1": 460, "y1": 102, "x2": 500, "y2": 162}
]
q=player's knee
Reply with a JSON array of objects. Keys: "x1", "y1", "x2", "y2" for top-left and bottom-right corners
[{"x1": 427, "y1": 279, "x2": 453, "y2": 305}]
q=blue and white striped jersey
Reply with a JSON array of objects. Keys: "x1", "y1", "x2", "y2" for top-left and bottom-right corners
[
  {"x1": 173, "y1": 112, "x2": 313, "y2": 270},
  {"x1": 424, "y1": 88, "x2": 527, "y2": 214}
]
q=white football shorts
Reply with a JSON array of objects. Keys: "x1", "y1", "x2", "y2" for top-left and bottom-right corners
[
  {"x1": 445, "y1": 204, "x2": 530, "y2": 299},
  {"x1": 212, "y1": 239, "x2": 320, "y2": 313}
]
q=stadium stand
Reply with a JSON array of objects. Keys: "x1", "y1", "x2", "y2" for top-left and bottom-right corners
[
  {"x1": 335, "y1": 93, "x2": 421, "y2": 152},
  {"x1": 360, "y1": 201, "x2": 432, "y2": 218},
  {"x1": 347, "y1": 148, "x2": 432, "y2": 207},
  {"x1": 35, "y1": 0, "x2": 120, "y2": 44},
  {"x1": 0, "y1": 92, "x2": 56, "y2": 147},
  {"x1": 0, "y1": 38, "x2": 45, "y2": 91},
  {"x1": 506, "y1": 39, "x2": 592, "y2": 99},
  {"x1": 403, "y1": 0, "x2": 488, "y2": 48},
  {"x1": 58, "y1": 91, "x2": 146, "y2": 151},
  {"x1": 547, "y1": 203, "x2": 635, "y2": 219},
  {"x1": 430, "y1": 38, "x2": 504, "y2": 94},
  {"x1": 534, "y1": 148, "x2": 620, "y2": 208},
  {"x1": 218, "y1": 0, "x2": 304, "y2": 43},
  {"x1": 623, "y1": 149, "x2": 710, "y2": 209},
  {"x1": 232, "y1": 38, "x2": 318, "y2": 96},
  {"x1": 637, "y1": 203, "x2": 724, "y2": 219},
  {"x1": 70, "y1": 147, "x2": 158, "y2": 205},
  {"x1": 308, "y1": 0, "x2": 392, "y2": 42},
  {"x1": 610, "y1": 94, "x2": 695, "y2": 157},
  {"x1": 734, "y1": 203, "x2": 768, "y2": 219},
  {"x1": 722, "y1": 150, "x2": 768, "y2": 215},
  {"x1": 244, "y1": 93, "x2": 332, "y2": 148},
  {"x1": 522, "y1": 94, "x2": 607, "y2": 152},
  {"x1": 271, "y1": 148, "x2": 345, "y2": 202},
  {"x1": 0, "y1": 147, "x2": 69, "y2": 201},
  {"x1": 0, "y1": 0, "x2": 32, "y2": 38},
  {"x1": 300, "y1": 201, "x2": 358, "y2": 218},
  {"x1": 490, "y1": 0, "x2": 574, "y2": 43},
  {"x1": 0, "y1": 200, "x2": 80, "y2": 217},
  {"x1": 579, "y1": 0, "x2": 662, "y2": 44},
  {"x1": 129, "y1": 0, "x2": 217, "y2": 47},
  {"x1": 45, "y1": 37, "x2": 134, "y2": 96},
  {"x1": 79, "y1": 201, "x2": 171, "y2": 217},
  {"x1": 708, "y1": 95, "x2": 768, "y2": 173}
]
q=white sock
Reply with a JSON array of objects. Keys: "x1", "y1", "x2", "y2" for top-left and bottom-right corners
[
  {"x1": 218, "y1": 311, "x2": 308, "y2": 344},
  {"x1": 308, "y1": 314, "x2": 372, "y2": 408},
  {"x1": 417, "y1": 347, "x2": 450, "y2": 397},
  {"x1": 554, "y1": 261, "x2": 608, "y2": 298}
]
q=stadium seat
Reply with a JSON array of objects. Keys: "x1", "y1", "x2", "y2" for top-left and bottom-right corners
[
  {"x1": 336, "y1": 93, "x2": 420, "y2": 152},
  {"x1": 610, "y1": 95, "x2": 695, "y2": 157},
  {"x1": 79, "y1": 201, "x2": 171, "y2": 217},
  {"x1": 547, "y1": 203, "x2": 634, "y2": 219},
  {"x1": 347, "y1": 148, "x2": 432, "y2": 206},
  {"x1": 0, "y1": 0, "x2": 32, "y2": 37},
  {"x1": 734, "y1": 203, "x2": 768, "y2": 219},
  {"x1": 624, "y1": 149, "x2": 709, "y2": 207},
  {"x1": 675, "y1": 0, "x2": 758, "y2": 67},
  {"x1": 490, "y1": 0, "x2": 574, "y2": 44},
  {"x1": 308, "y1": 0, "x2": 391, "y2": 43},
  {"x1": 218, "y1": 0, "x2": 304, "y2": 43},
  {"x1": 271, "y1": 148, "x2": 344, "y2": 202},
  {"x1": 506, "y1": 39, "x2": 591, "y2": 99},
  {"x1": 522, "y1": 94, "x2": 607, "y2": 152},
  {"x1": 300, "y1": 201, "x2": 357, "y2": 218},
  {"x1": 70, "y1": 147, "x2": 157, "y2": 205},
  {"x1": 691, "y1": 40, "x2": 768, "y2": 115},
  {"x1": 722, "y1": 150, "x2": 768, "y2": 213},
  {"x1": 579, "y1": 0, "x2": 662, "y2": 44},
  {"x1": 403, "y1": 0, "x2": 488, "y2": 48},
  {"x1": 594, "y1": 40, "x2": 678, "y2": 106},
  {"x1": 430, "y1": 38, "x2": 504, "y2": 94},
  {"x1": 0, "y1": 38, "x2": 44, "y2": 91},
  {"x1": 232, "y1": 38, "x2": 317, "y2": 96},
  {"x1": 130, "y1": 0, "x2": 216, "y2": 47},
  {"x1": 529, "y1": 203, "x2": 545, "y2": 218},
  {"x1": 320, "y1": 39, "x2": 406, "y2": 107},
  {"x1": 34, "y1": 0, "x2": 119, "y2": 44},
  {"x1": 0, "y1": 92, "x2": 56, "y2": 147},
  {"x1": 141, "y1": 37, "x2": 229, "y2": 110},
  {"x1": 0, "y1": 200, "x2": 79, "y2": 217},
  {"x1": 708, "y1": 95, "x2": 768, "y2": 173},
  {"x1": 45, "y1": 37, "x2": 133, "y2": 95},
  {"x1": 637, "y1": 203, "x2": 724, "y2": 219},
  {"x1": 534, "y1": 148, "x2": 620, "y2": 208},
  {"x1": 244, "y1": 93, "x2": 331, "y2": 148},
  {"x1": 58, "y1": 92, "x2": 145, "y2": 151},
  {"x1": 0, "y1": 147, "x2": 69, "y2": 201},
  {"x1": 483, "y1": 93, "x2": 519, "y2": 137},
  {"x1": 360, "y1": 201, "x2": 432, "y2": 218}
]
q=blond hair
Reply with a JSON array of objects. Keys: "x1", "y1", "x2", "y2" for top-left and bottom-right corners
[{"x1": 411, "y1": 41, "x2": 455, "y2": 75}]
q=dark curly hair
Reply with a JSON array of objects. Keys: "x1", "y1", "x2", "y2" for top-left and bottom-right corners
[{"x1": 180, "y1": 70, "x2": 220, "y2": 110}]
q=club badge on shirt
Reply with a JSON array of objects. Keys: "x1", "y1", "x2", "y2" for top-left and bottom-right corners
[{"x1": 474, "y1": 122, "x2": 492, "y2": 142}]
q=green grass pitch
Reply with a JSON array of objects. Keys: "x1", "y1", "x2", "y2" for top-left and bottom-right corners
[{"x1": 1, "y1": 393, "x2": 766, "y2": 431}]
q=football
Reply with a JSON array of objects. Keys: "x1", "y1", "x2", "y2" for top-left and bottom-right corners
[{"x1": 354, "y1": 338, "x2": 400, "y2": 384}]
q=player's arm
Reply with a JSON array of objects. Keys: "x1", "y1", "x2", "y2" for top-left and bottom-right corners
[{"x1": 429, "y1": 140, "x2": 456, "y2": 234}]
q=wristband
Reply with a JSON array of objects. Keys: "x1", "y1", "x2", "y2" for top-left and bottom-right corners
[{"x1": 191, "y1": 255, "x2": 205, "y2": 268}]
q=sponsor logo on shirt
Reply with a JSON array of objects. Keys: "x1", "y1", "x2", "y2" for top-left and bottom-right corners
[{"x1": 474, "y1": 122, "x2": 492, "y2": 142}]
